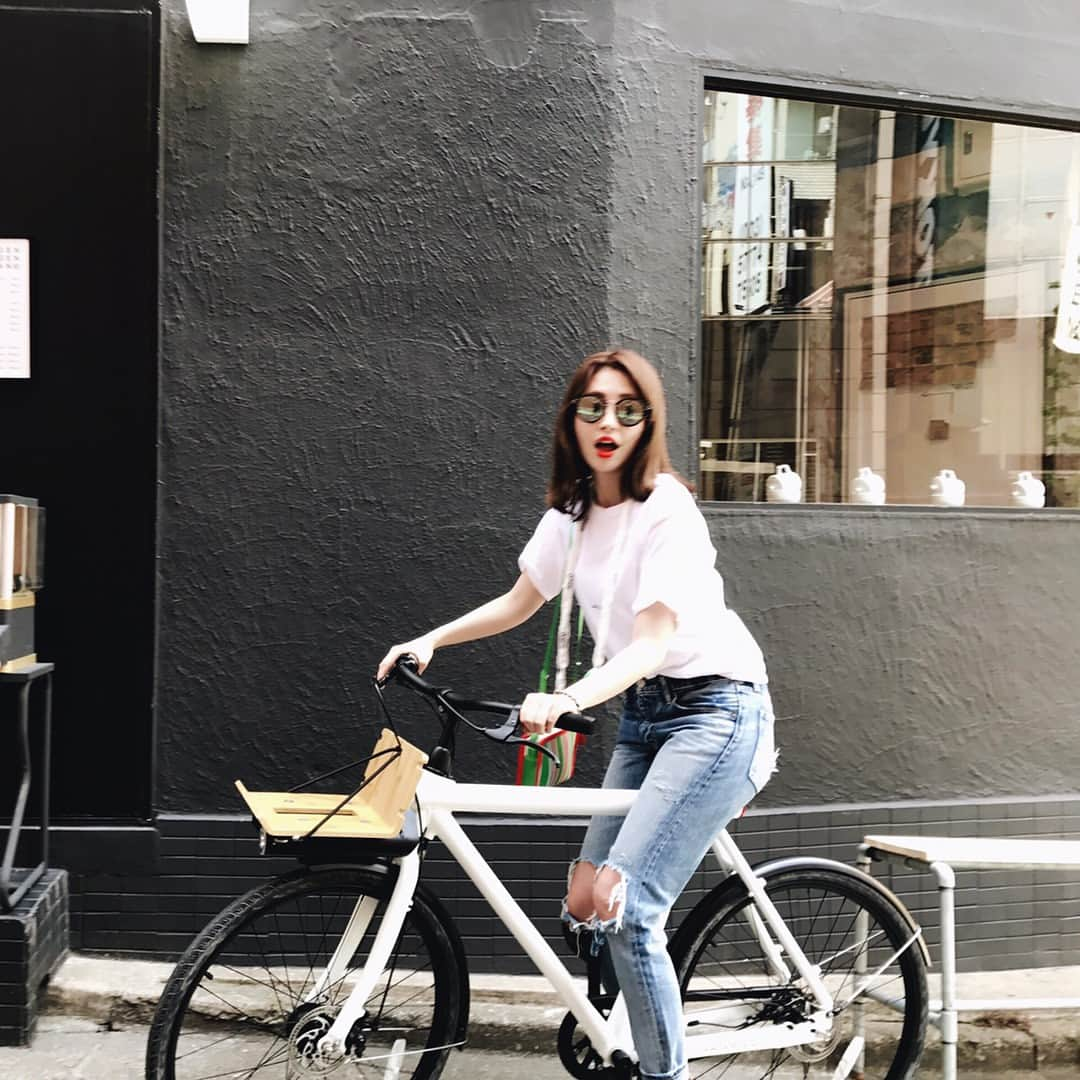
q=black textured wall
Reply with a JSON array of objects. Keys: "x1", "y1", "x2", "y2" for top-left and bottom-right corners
[
  {"x1": 158, "y1": 1, "x2": 1080, "y2": 814},
  {"x1": 158, "y1": 2, "x2": 618, "y2": 809}
]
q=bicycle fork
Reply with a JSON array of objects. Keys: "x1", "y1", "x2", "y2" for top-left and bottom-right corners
[{"x1": 308, "y1": 850, "x2": 422, "y2": 1063}]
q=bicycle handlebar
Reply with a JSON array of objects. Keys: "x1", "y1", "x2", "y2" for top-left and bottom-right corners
[{"x1": 390, "y1": 656, "x2": 595, "y2": 735}]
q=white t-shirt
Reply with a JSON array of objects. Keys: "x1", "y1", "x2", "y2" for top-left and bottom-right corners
[{"x1": 518, "y1": 473, "x2": 768, "y2": 683}]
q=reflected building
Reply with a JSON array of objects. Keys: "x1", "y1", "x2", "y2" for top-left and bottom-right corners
[{"x1": 700, "y1": 92, "x2": 1080, "y2": 508}]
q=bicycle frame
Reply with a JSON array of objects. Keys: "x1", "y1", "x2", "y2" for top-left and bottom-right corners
[{"x1": 314, "y1": 770, "x2": 836, "y2": 1066}]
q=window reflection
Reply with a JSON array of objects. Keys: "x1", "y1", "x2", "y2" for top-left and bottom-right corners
[{"x1": 700, "y1": 90, "x2": 1080, "y2": 507}]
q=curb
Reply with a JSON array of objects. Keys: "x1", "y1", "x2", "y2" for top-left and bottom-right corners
[{"x1": 41, "y1": 955, "x2": 1080, "y2": 1068}]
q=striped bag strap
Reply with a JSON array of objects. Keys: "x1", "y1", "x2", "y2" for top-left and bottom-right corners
[{"x1": 554, "y1": 501, "x2": 631, "y2": 690}]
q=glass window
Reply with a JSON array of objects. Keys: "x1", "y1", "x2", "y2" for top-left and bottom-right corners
[{"x1": 700, "y1": 88, "x2": 1080, "y2": 508}]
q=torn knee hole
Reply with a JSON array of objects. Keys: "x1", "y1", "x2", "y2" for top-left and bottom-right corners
[
  {"x1": 562, "y1": 859, "x2": 598, "y2": 926},
  {"x1": 593, "y1": 865, "x2": 628, "y2": 928}
]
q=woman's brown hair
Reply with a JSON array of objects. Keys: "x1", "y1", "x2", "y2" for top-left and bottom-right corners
[{"x1": 547, "y1": 348, "x2": 692, "y2": 521}]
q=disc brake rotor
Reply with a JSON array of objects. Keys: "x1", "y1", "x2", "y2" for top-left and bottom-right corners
[
  {"x1": 788, "y1": 996, "x2": 842, "y2": 1064},
  {"x1": 286, "y1": 1005, "x2": 349, "y2": 1077}
]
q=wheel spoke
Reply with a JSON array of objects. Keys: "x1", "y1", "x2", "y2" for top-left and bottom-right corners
[
  {"x1": 680, "y1": 869, "x2": 927, "y2": 1078},
  {"x1": 151, "y1": 869, "x2": 459, "y2": 1080}
]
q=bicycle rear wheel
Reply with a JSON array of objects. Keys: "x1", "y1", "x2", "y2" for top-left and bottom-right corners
[
  {"x1": 671, "y1": 866, "x2": 927, "y2": 1080},
  {"x1": 146, "y1": 865, "x2": 461, "y2": 1080}
]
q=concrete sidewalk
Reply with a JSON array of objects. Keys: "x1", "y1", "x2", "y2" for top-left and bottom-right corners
[{"x1": 40, "y1": 954, "x2": 1080, "y2": 1070}]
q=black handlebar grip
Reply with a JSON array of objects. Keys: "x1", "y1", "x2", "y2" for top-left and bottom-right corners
[
  {"x1": 555, "y1": 712, "x2": 593, "y2": 734},
  {"x1": 392, "y1": 655, "x2": 427, "y2": 689}
]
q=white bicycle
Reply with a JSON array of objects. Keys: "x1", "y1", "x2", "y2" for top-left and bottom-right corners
[{"x1": 146, "y1": 659, "x2": 928, "y2": 1080}]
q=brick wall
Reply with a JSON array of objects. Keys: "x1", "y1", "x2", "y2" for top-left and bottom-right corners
[
  {"x1": 61, "y1": 795, "x2": 1080, "y2": 975},
  {"x1": 0, "y1": 870, "x2": 68, "y2": 1045}
]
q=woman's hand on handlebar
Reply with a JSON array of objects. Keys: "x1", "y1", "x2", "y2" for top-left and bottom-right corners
[
  {"x1": 519, "y1": 691, "x2": 576, "y2": 736},
  {"x1": 376, "y1": 636, "x2": 436, "y2": 683}
]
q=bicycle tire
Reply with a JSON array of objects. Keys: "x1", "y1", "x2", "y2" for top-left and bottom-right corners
[
  {"x1": 670, "y1": 866, "x2": 927, "y2": 1079},
  {"x1": 145, "y1": 865, "x2": 461, "y2": 1080}
]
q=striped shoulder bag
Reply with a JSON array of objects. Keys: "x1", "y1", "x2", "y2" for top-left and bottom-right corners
[{"x1": 515, "y1": 503, "x2": 632, "y2": 785}]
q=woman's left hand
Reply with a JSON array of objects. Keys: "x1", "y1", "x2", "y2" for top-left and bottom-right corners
[{"x1": 519, "y1": 692, "x2": 575, "y2": 735}]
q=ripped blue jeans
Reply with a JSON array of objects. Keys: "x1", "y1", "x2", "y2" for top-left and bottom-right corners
[{"x1": 564, "y1": 675, "x2": 776, "y2": 1080}]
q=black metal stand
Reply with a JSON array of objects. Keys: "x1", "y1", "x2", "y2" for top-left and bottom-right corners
[{"x1": 0, "y1": 663, "x2": 54, "y2": 913}]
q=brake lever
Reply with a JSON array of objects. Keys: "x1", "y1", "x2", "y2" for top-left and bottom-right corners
[
  {"x1": 481, "y1": 707, "x2": 521, "y2": 743},
  {"x1": 479, "y1": 707, "x2": 561, "y2": 765}
]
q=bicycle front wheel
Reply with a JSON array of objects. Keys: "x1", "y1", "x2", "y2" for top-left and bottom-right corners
[
  {"x1": 146, "y1": 865, "x2": 461, "y2": 1080},
  {"x1": 672, "y1": 867, "x2": 927, "y2": 1080}
]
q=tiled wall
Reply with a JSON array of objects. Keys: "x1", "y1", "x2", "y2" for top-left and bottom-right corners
[
  {"x1": 65, "y1": 796, "x2": 1080, "y2": 974},
  {"x1": 0, "y1": 870, "x2": 69, "y2": 1045}
]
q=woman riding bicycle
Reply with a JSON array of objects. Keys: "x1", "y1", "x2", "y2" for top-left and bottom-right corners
[{"x1": 377, "y1": 347, "x2": 777, "y2": 1080}]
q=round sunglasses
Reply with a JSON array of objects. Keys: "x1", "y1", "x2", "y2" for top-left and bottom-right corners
[{"x1": 573, "y1": 393, "x2": 650, "y2": 428}]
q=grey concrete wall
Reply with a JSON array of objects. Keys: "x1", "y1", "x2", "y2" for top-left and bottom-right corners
[
  {"x1": 710, "y1": 506, "x2": 1080, "y2": 806},
  {"x1": 158, "y1": 1, "x2": 1080, "y2": 812}
]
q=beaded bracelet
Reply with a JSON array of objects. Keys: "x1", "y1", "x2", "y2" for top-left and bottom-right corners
[{"x1": 554, "y1": 688, "x2": 582, "y2": 711}]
